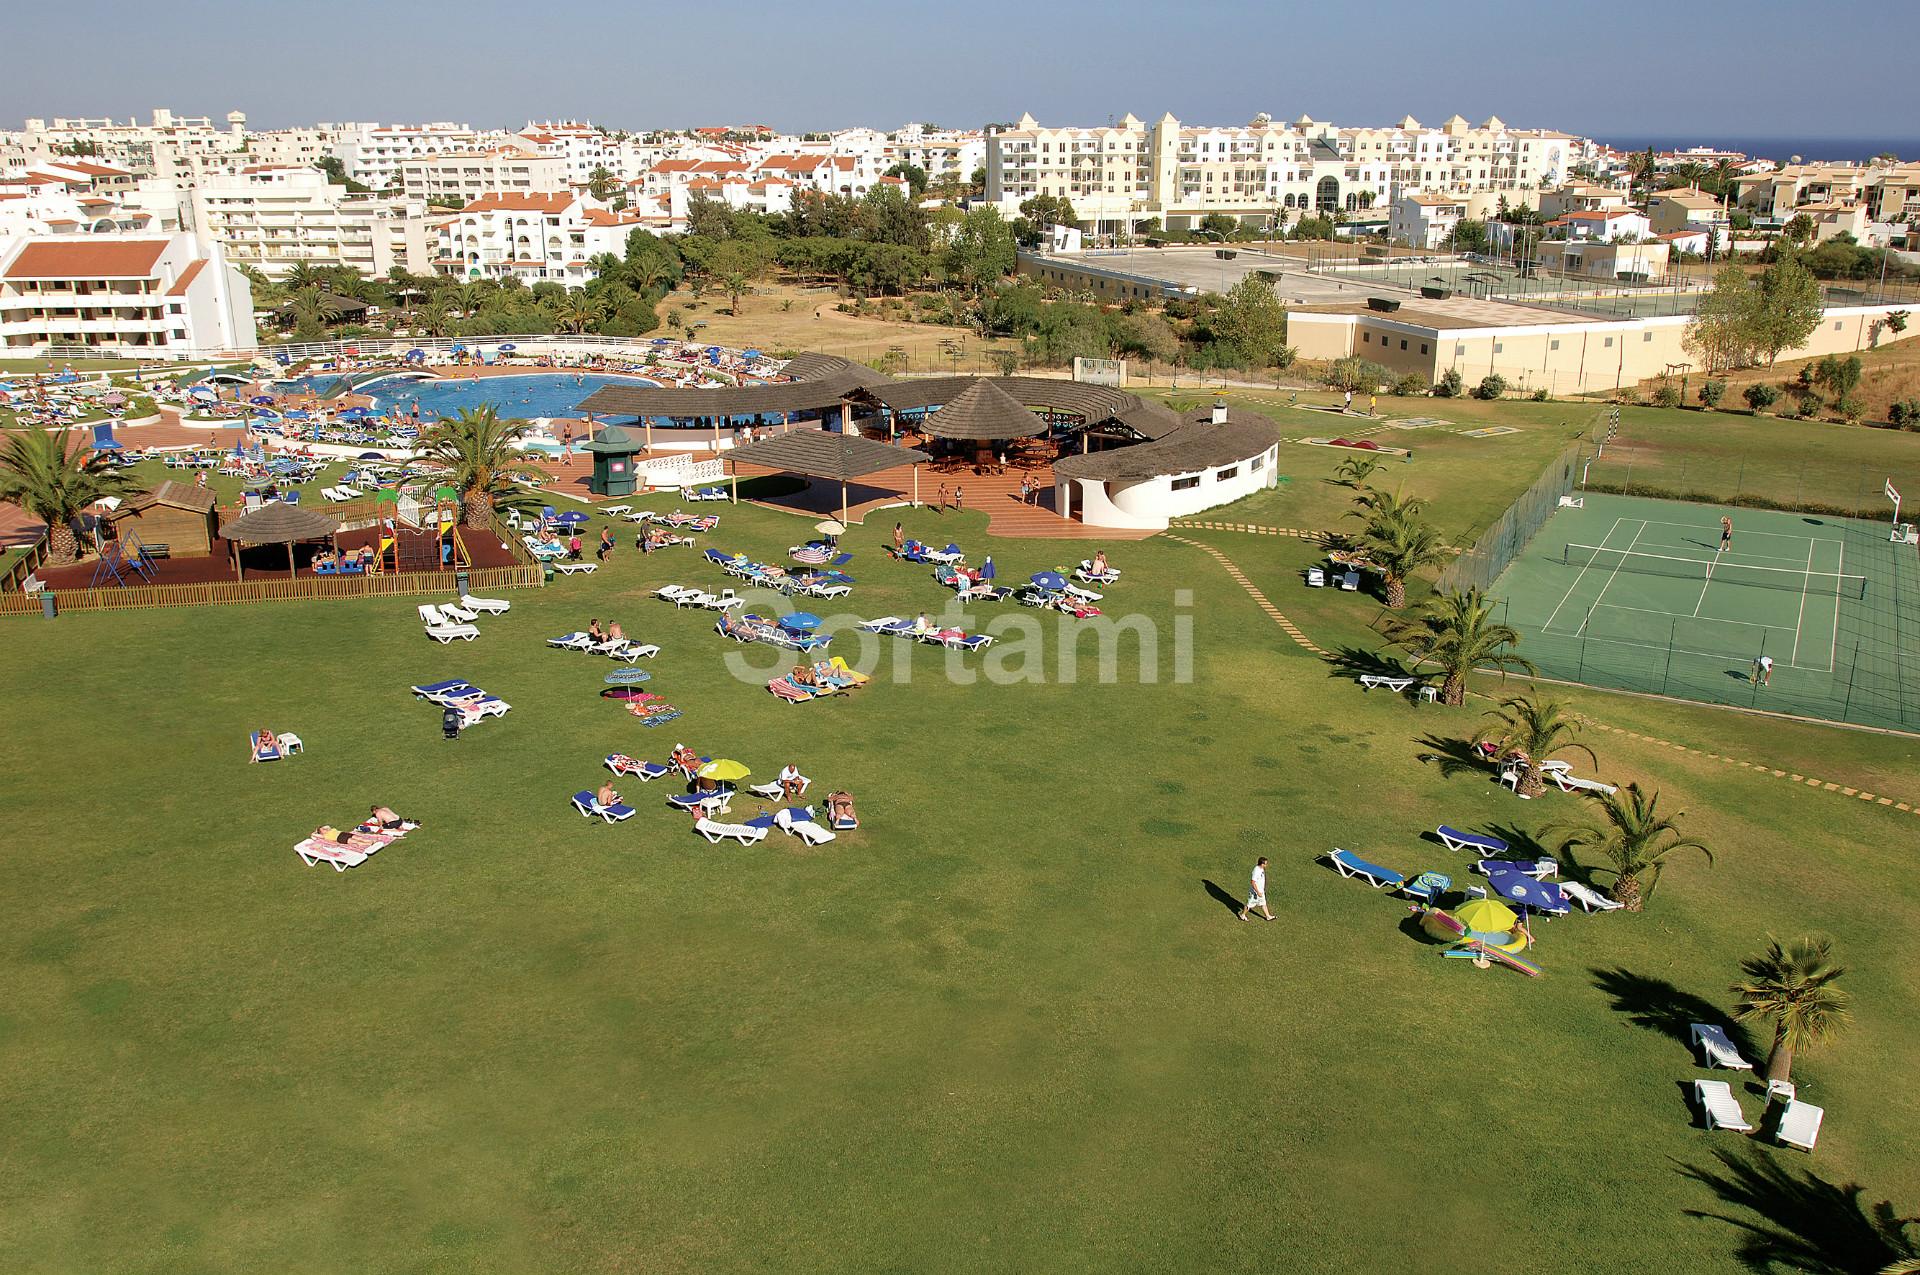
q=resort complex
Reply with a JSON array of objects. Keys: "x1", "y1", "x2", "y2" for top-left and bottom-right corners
[{"x1": 4, "y1": 48, "x2": 1920, "y2": 1275}]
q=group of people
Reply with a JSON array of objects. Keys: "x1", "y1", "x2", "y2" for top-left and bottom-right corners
[
  {"x1": 311, "y1": 545, "x2": 376, "y2": 573},
  {"x1": 788, "y1": 661, "x2": 858, "y2": 691},
  {"x1": 311, "y1": 805, "x2": 416, "y2": 850},
  {"x1": 586, "y1": 618, "x2": 630, "y2": 646}
]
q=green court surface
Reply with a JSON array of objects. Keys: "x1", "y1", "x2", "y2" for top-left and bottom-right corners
[{"x1": 1492, "y1": 492, "x2": 1920, "y2": 731}]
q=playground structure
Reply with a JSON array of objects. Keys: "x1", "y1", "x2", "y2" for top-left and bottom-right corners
[
  {"x1": 89, "y1": 528, "x2": 157, "y2": 587},
  {"x1": 1411, "y1": 900, "x2": 1542, "y2": 977},
  {"x1": 362, "y1": 489, "x2": 468, "y2": 574}
]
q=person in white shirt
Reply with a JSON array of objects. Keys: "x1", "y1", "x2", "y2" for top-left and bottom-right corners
[
  {"x1": 779, "y1": 763, "x2": 807, "y2": 801},
  {"x1": 1754, "y1": 654, "x2": 1774, "y2": 686},
  {"x1": 1239, "y1": 856, "x2": 1273, "y2": 922}
]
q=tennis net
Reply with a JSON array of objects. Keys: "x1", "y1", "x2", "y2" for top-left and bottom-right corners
[{"x1": 1559, "y1": 542, "x2": 1869, "y2": 599}]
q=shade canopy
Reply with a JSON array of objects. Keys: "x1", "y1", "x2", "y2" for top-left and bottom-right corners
[
  {"x1": 922, "y1": 379, "x2": 1047, "y2": 442},
  {"x1": 222, "y1": 504, "x2": 341, "y2": 545},
  {"x1": 814, "y1": 519, "x2": 847, "y2": 536},
  {"x1": 1454, "y1": 898, "x2": 1519, "y2": 936},
  {"x1": 728, "y1": 430, "x2": 928, "y2": 481},
  {"x1": 1485, "y1": 868, "x2": 1569, "y2": 913},
  {"x1": 696, "y1": 759, "x2": 751, "y2": 782},
  {"x1": 781, "y1": 612, "x2": 823, "y2": 631}
]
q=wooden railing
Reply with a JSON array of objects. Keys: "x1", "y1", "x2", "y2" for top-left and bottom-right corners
[
  {"x1": 0, "y1": 532, "x2": 51, "y2": 594},
  {"x1": 0, "y1": 560, "x2": 541, "y2": 617}
]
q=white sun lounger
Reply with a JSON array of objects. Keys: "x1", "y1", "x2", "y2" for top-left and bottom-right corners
[
  {"x1": 600, "y1": 505, "x2": 632, "y2": 516},
  {"x1": 439, "y1": 602, "x2": 480, "y2": 624},
  {"x1": 1359, "y1": 674, "x2": 1416, "y2": 692},
  {"x1": 295, "y1": 838, "x2": 368, "y2": 871},
  {"x1": 1562, "y1": 881, "x2": 1624, "y2": 912},
  {"x1": 1550, "y1": 769, "x2": 1620, "y2": 796},
  {"x1": 623, "y1": 509, "x2": 653, "y2": 522},
  {"x1": 775, "y1": 807, "x2": 837, "y2": 845},
  {"x1": 1692, "y1": 1079, "x2": 1753, "y2": 1132},
  {"x1": 857, "y1": 616, "x2": 903, "y2": 631},
  {"x1": 460, "y1": 593, "x2": 510, "y2": 614},
  {"x1": 547, "y1": 631, "x2": 593, "y2": 650},
  {"x1": 653, "y1": 584, "x2": 695, "y2": 599},
  {"x1": 807, "y1": 584, "x2": 852, "y2": 600},
  {"x1": 552, "y1": 561, "x2": 597, "y2": 575},
  {"x1": 1774, "y1": 1099, "x2": 1823, "y2": 1151},
  {"x1": 695, "y1": 817, "x2": 768, "y2": 845},
  {"x1": 1691, "y1": 1023, "x2": 1755, "y2": 1071},
  {"x1": 603, "y1": 640, "x2": 660, "y2": 662},
  {"x1": 424, "y1": 622, "x2": 480, "y2": 643},
  {"x1": 674, "y1": 591, "x2": 716, "y2": 608}
]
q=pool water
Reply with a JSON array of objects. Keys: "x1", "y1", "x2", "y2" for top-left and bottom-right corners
[{"x1": 357, "y1": 372, "x2": 658, "y2": 421}]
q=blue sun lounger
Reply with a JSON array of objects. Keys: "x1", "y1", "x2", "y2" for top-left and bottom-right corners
[
  {"x1": 1438, "y1": 825, "x2": 1509, "y2": 855},
  {"x1": 1401, "y1": 871, "x2": 1451, "y2": 903},
  {"x1": 1324, "y1": 848, "x2": 1406, "y2": 890},
  {"x1": 570, "y1": 791, "x2": 635, "y2": 823}
]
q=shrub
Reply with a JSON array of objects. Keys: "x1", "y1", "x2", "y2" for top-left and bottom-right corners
[
  {"x1": 1889, "y1": 398, "x2": 1920, "y2": 429},
  {"x1": 1393, "y1": 373, "x2": 1429, "y2": 396},
  {"x1": 1652, "y1": 385, "x2": 1683, "y2": 409},
  {"x1": 1835, "y1": 394, "x2": 1865, "y2": 423},
  {"x1": 1744, "y1": 383, "x2": 1779, "y2": 411},
  {"x1": 1531, "y1": 387, "x2": 1550, "y2": 402},
  {"x1": 1472, "y1": 374, "x2": 1508, "y2": 400},
  {"x1": 1434, "y1": 368, "x2": 1463, "y2": 398},
  {"x1": 1700, "y1": 379, "x2": 1727, "y2": 408}
]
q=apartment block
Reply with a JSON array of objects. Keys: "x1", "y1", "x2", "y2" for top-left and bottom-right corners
[{"x1": 0, "y1": 233, "x2": 253, "y2": 355}]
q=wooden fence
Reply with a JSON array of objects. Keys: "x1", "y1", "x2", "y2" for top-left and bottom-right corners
[{"x1": 0, "y1": 560, "x2": 542, "y2": 616}]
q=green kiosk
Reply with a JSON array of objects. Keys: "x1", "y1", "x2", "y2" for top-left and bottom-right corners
[{"x1": 583, "y1": 425, "x2": 642, "y2": 497}]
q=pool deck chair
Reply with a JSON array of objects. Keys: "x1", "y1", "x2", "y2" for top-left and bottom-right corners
[
  {"x1": 1550, "y1": 769, "x2": 1620, "y2": 796},
  {"x1": 1692, "y1": 1079, "x2": 1754, "y2": 1133},
  {"x1": 570, "y1": 791, "x2": 636, "y2": 823},
  {"x1": 606, "y1": 755, "x2": 672, "y2": 782},
  {"x1": 547, "y1": 632, "x2": 593, "y2": 650},
  {"x1": 1323, "y1": 848, "x2": 1406, "y2": 890},
  {"x1": 294, "y1": 839, "x2": 368, "y2": 872},
  {"x1": 1438, "y1": 825, "x2": 1509, "y2": 855},
  {"x1": 1690, "y1": 1023, "x2": 1755, "y2": 1071},
  {"x1": 775, "y1": 807, "x2": 837, "y2": 845},
  {"x1": 1775, "y1": 1099, "x2": 1824, "y2": 1151},
  {"x1": 1562, "y1": 881, "x2": 1624, "y2": 912},
  {"x1": 1359, "y1": 674, "x2": 1415, "y2": 693},
  {"x1": 695, "y1": 817, "x2": 768, "y2": 845},
  {"x1": 250, "y1": 731, "x2": 283, "y2": 761},
  {"x1": 1475, "y1": 857, "x2": 1557, "y2": 880},
  {"x1": 553, "y1": 561, "x2": 598, "y2": 576},
  {"x1": 460, "y1": 593, "x2": 510, "y2": 614}
]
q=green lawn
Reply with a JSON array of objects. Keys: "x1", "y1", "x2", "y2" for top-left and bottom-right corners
[{"x1": 2, "y1": 428, "x2": 1919, "y2": 1273}]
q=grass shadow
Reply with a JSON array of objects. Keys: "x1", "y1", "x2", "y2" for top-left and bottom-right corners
[
  {"x1": 1201, "y1": 879, "x2": 1243, "y2": 918},
  {"x1": 1589, "y1": 966, "x2": 1757, "y2": 1057},
  {"x1": 1679, "y1": 1145, "x2": 1919, "y2": 1274},
  {"x1": 1326, "y1": 644, "x2": 1411, "y2": 682},
  {"x1": 1416, "y1": 733, "x2": 1496, "y2": 780}
]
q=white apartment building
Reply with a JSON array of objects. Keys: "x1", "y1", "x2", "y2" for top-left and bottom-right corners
[
  {"x1": 190, "y1": 166, "x2": 431, "y2": 279},
  {"x1": 0, "y1": 173, "x2": 185, "y2": 237},
  {"x1": 246, "y1": 126, "x2": 347, "y2": 169},
  {"x1": 1390, "y1": 193, "x2": 1468, "y2": 249},
  {"x1": 886, "y1": 135, "x2": 986, "y2": 186},
  {"x1": 333, "y1": 123, "x2": 479, "y2": 189},
  {"x1": 16, "y1": 109, "x2": 249, "y2": 180},
  {"x1": 1543, "y1": 208, "x2": 1651, "y2": 242},
  {"x1": 0, "y1": 233, "x2": 253, "y2": 356},
  {"x1": 1735, "y1": 163, "x2": 1920, "y2": 224},
  {"x1": 398, "y1": 146, "x2": 569, "y2": 207},
  {"x1": 431, "y1": 192, "x2": 645, "y2": 288},
  {"x1": 515, "y1": 122, "x2": 625, "y2": 185},
  {"x1": 1539, "y1": 184, "x2": 1629, "y2": 219},
  {"x1": 987, "y1": 111, "x2": 1575, "y2": 235}
]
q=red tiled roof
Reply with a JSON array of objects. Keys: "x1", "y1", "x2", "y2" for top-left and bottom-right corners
[
  {"x1": 461, "y1": 192, "x2": 576, "y2": 213},
  {"x1": 3, "y1": 238, "x2": 171, "y2": 279},
  {"x1": 166, "y1": 258, "x2": 208, "y2": 296}
]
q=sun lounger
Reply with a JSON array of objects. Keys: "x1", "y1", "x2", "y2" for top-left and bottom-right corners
[
  {"x1": 460, "y1": 695, "x2": 511, "y2": 719},
  {"x1": 768, "y1": 677, "x2": 816, "y2": 702},
  {"x1": 1550, "y1": 769, "x2": 1620, "y2": 796},
  {"x1": 807, "y1": 583, "x2": 852, "y2": 600},
  {"x1": 1774, "y1": 1099, "x2": 1823, "y2": 1151},
  {"x1": 547, "y1": 632, "x2": 593, "y2": 650},
  {"x1": 604, "y1": 640, "x2": 660, "y2": 661},
  {"x1": 1359, "y1": 674, "x2": 1415, "y2": 692},
  {"x1": 945, "y1": 634, "x2": 994, "y2": 652},
  {"x1": 570, "y1": 791, "x2": 636, "y2": 823},
  {"x1": 1324, "y1": 848, "x2": 1406, "y2": 890},
  {"x1": 553, "y1": 561, "x2": 597, "y2": 575},
  {"x1": 653, "y1": 584, "x2": 696, "y2": 600},
  {"x1": 1438, "y1": 825, "x2": 1509, "y2": 855},
  {"x1": 606, "y1": 755, "x2": 672, "y2": 781},
  {"x1": 424, "y1": 621, "x2": 480, "y2": 643},
  {"x1": 675, "y1": 591, "x2": 716, "y2": 609},
  {"x1": 667, "y1": 791, "x2": 732, "y2": 815},
  {"x1": 410, "y1": 679, "x2": 475, "y2": 699},
  {"x1": 623, "y1": 509, "x2": 653, "y2": 522},
  {"x1": 1305, "y1": 566, "x2": 1326, "y2": 587},
  {"x1": 294, "y1": 838, "x2": 368, "y2": 871},
  {"x1": 600, "y1": 505, "x2": 632, "y2": 516},
  {"x1": 1692, "y1": 1079, "x2": 1754, "y2": 1132},
  {"x1": 439, "y1": 602, "x2": 480, "y2": 624},
  {"x1": 460, "y1": 593, "x2": 510, "y2": 614},
  {"x1": 695, "y1": 817, "x2": 768, "y2": 845},
  {"x1": 1474, "y1": 858, "x2": 1557, "y2": 880},
  {"x1": 1690, "y1": 1023, "x2": 1755, "y2": 1071},
  {"x1": 775, "y1": 806, "x2": 837, "y2": 845},
  {"x1": 857, "y1": 616, "x2": 904, "y2": 631},
  {"x1": 1338, "y1": 571, "x2": 1360, "y2": 590},
  {"x1": 1562, "y1": 881, "x2": 1624, "y2": 912}
]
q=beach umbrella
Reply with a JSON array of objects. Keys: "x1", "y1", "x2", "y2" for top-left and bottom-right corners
[
  {"x1": 1030, "y1": 570, "x2": 1066, "y2": 590},
  {"x1": 604, "y1": 669, "x2": 652, "y2": 685},
  {"x1": 696, "y1": 759, "x2": 751, "y2": 783},
  {"x1": 497, "y1": 343, "x2": 517, "y2": 352},
  {"x1": 1454, "y1": 897, "x2": 1519, "y2": 938},
  {"x1": 781, "y1": 612, "x2": 823, "y2": 631},
  {"x1": 358, "y1": 451, "x2": 385, "y2": 460},
  {"x1": 1485, "y1": 868, "x2": 1568, "y2": 915},
  {"x1": 103, "y1": 390, "x2": 127, "y2": 406},
  {"x1": 189, "y1": 386, "x2": 217, "y2": 400},
  {"x1": 814, "y1": 519, "x2": 847, "y2": 536},
  {"x1": 450, "y1": 343, "x2": 467, "y2": 354},
  {"x1": 249, "y1": 395, "x2": 274, "y2": 405},
  {"x1": 743, "y1": 349, "x2": 763, "y2": 359},
  {"x1": 981, "y1": 555, "x2": 995, "y2": 580},
  {"x1": 553, "y1": 510, "x2": 589, "y2": 527},
  {"x1": 405, "y1": 348, "x2": 426, "y2": 362}
]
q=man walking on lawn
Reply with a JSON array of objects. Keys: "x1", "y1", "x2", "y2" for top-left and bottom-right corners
[{"x1": 1239, "y1": 857, "x2": 1274, "y2": 922}]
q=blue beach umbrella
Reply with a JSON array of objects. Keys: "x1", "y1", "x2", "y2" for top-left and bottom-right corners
[
  {"x1": 249, "y1": 395, "x2": 275, "y2": 405},
  {"x1": 498, "y1": 343, "x2": 517, "y2": 352},
  {"x1": 1030, "y1": 570, "x2": 1066, "y2": 590},
  {"x1": 1485, "y1": 868, "x2": 1568, "y2": 915},
  {"x1": 605, "y1": 668, "x2": 653, "y2": 685},
  {"x1": 981, "y1": 555, "x2": 996, "y2": 581},
  {"x1": 553, "y1": 510, "x2": 590, "y2": 527},
  {"x1": 781, "y1": 612, "x2": 823, "y2": 631}
]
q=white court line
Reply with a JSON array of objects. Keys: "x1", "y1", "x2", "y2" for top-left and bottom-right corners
[
  {"x1": 1792, "y1": 539, "x2": 1814, "y2": 665},
  {"x1": 1576, "y1": 521, "x2": 1648, "y2": 637},
  {"x1": 1573, "y1": 630, "x2": 1832, "y2": 673},
  {"x1": 1541, "y1": 516, "x2": 1624, "y2": 633},
  {"x1": 1592, "y1": 602, "x2": 1794, "y2": 632},
  {"x1": 1689, "y1": 564, "x2": 1714, "y2": 617}
]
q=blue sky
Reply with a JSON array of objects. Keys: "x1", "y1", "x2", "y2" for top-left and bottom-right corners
[{"x1": 4, "y1": 0, "x2": 1903, "y2": 142}]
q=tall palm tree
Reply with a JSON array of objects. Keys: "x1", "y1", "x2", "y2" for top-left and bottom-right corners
[
  {"x1": 0, "y1": 428, "x2": 138, "y2": 565},
  {"x1": 551, "y1": 294, "x2": 605, "y2": 335},
  {"x1": 288, "y1": 285, "x2": 342, "y2": 332},
  {"x1": 283, "y1": 262, "x2": 328, "y2": 293},
  {"x1": 1629, "y1": 146, "x2": 1659, "y2": 205},
  {"x1": 1357, "y1": 507, "x2": 1446, "y2": 608},
  {"x1": 1548, "y1": 783, "x2": 1709, "y2": 911},
  {"x1": 416, "y1": 407, "x2": 545, "y2": 528},
  {"x1": 1731, "y1": 936, "x2": 1852, "y2": 1085},
  {"x1": 1476, "y1": 693, "x2": 1595, "y2": 797},
  {"x1": 1377, "y1": 586, "x2": 1533, "y2": 705}
]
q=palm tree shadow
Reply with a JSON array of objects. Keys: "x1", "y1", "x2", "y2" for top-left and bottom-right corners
[
  {"x1": 1416, "y1": 733, "x2": 1495, "y2": 780},
  {"x1": 1201, "y1": 879, "x2": 1243, "y2": 917},
  {"x1": 1679, "y1": 1146, "x2": 1918, "y2": 1274},
  {"x1": 1326, "y1": 644, "x2": 1409, "y2": 681},
  {"x1": 1590, "y1": 965, "x2": 1757, "y2": 1056}
]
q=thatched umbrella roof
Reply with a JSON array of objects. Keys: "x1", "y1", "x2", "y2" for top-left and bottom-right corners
[
  {"x1": 728, "y1": 430, "x2": 928, "y2": 481},
  {"x1": 922, "y1": 379, "x2": 1047, "y2": 442},
  {"x1": 223, "y1": 504, "x2": 342, "y2": 545}
]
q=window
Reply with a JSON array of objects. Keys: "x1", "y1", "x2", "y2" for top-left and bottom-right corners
[
  {"x1": 1250, "y1": 455, "x2": 1264, "y2": 472},
  {"x1": 1604, "y1": 336, "x2": 1614, "y2": 348},
  {"x1": 1493, "y1": 342, "x2": 1504, "y2": 353},
  {"x1": 1171, "y1": 475, "x2": 1201, "y2": 491},
  {"x1": 1644, "y1": 331, "x2": 1654, "y2": 342},
  {"x1": 1550, "y1": 339, "x2": 1560, "y2": 350},
  {"x1": 1834, "y1": 320, "x2": 1843, "y2": 330},
  {"x1": 1362, "y1": 332, "x2": 1371, "y2": 343},
  {"x1": 1215, "y1": 466, "x2": 1239, "y2": 481},
  {"x1": 1399, "y1": 339, "x2": 1409, "y2": 350},
  {"x1": 1420, "y1": 343, "x2": 1429, "y2": 355}
]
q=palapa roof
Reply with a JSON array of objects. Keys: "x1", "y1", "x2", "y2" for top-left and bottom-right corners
[
  {"x1": 114, "y1": 479, "x2": 217, "y2": 516},
  {"x1": 847, "y1": 376, "x2": 1182, "y2": 438},
  {"x1": 577, "y1": 353, "x2": 887, "y2": 420},
  {"x1": 1053, "y1": 406, "x2": 1282, "y2": 482},
  {"x1": 921, "y1": 379, "x2": 1047, "y2": 441},
  {"x1": 728, "y1": 430, "x2": 929, "y2": 481},
  {"x1": 221, "y1": 503, "x2": 342, "y2": 545}
]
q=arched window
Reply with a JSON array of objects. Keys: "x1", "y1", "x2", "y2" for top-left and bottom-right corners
[{"x1": 1316, "y1": 176, "x2": 1339, "y2": 213}]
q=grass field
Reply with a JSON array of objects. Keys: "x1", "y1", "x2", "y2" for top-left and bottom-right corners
[
  {"x1": 4, "y1": 393, "x2": 1920, "y2": 1272},
  {"x1": 660, "y1": 281, "x2": 1022, "y2": 374}
]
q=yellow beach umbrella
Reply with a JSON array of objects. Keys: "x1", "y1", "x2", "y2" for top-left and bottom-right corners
[
  {"x1": 1455, "y1": 898, "x2": 1518, "y2": 936},
  {"x1": 696, "y1": 759, "x2": 751, "y2": 783}
]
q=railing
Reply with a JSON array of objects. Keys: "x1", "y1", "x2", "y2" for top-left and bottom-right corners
[
  {"x1": 0, "y1": 560, "x2": 541, "y2": 617},
  {"x1": 0, "y1": 532, "x2": 52, "y2": 593}
]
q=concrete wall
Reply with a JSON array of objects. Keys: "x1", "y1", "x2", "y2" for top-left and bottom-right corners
[{"x1": 1060, "y1": 443, "x2": 1280, "y2": 530}]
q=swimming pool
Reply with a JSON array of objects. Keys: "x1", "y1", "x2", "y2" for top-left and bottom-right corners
[{"x1": 356, "y1": 372, "x2": 658, "y2": 420}]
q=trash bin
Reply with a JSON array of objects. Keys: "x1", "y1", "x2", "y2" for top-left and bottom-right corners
[
  {"x1": 455, "y1": 569, "x2": 471, "y2": 596},
  {"x1": 442, "y1": 707, "x2": 462, "y2": 739},
  {"x1": 40, "y1": 592, "x2": 57, "y2": 619},
  {"x1": 542, "y1": 560, "x2": 555, "y2": 583}
]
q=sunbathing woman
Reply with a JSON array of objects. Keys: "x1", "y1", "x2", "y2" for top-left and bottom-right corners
[
  {"x1": 587, "y1": 618, "x2": 605, "y2": 643},
  {"x1": 251, "y1": 728, "x2": 280, "y2": 762},
  {"x1": 791, "y1": 664, "x2": 816, "y2": 688},
  {"x1": 313, "y1": 824, "x2": 383, "y2": 851},
  {"x1": 825, "y1": 791, "x2": 857, "y2": 825}
]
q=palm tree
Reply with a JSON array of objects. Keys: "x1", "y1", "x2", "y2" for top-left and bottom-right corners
[
  {"x1": 0, "y1": 428, "x2": 138, "y2": 565},
  {"x1": 551, "y1": 294, "x2": 605, "y2": 335},
  {"x1": 1332, "y1": 455, "x2": 1381, "y2": 487},
  {"x1": 416, "y1": 407, "x2": 545, "y2": 528},
  {"x1": 1731, "y1": 936, "x2": 1852, "y2": 1085},
  {"x1": 1377, "y1": 586, "x2": 1533, "y2": 706},
  {"x1": 1357, "y1": 507, "x2": 1447, "y2": 608},
  {"x1": 1476, "y1": 693, "x2": 1595, "y2": 797},
  {"x1": 1629, "y1": 147, "x2": 1659, "y2": 205},
  {"x1": 288, "y1": 285, "x2": 342, "y2": 332},
  {"x1": 283, "y1": 262, "x2": 328, "y2": 293},
  {"x1": 1548, "y1": 783, "x2": 1709, "y2": 911},
  {"x1": 1348, "y1": 484, "x2": 1425, "y2": 525}
]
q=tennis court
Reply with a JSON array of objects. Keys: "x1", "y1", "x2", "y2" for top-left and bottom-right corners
[{"x1": 1491, "y1": 492, "x2": 1920, "y2": 731}]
